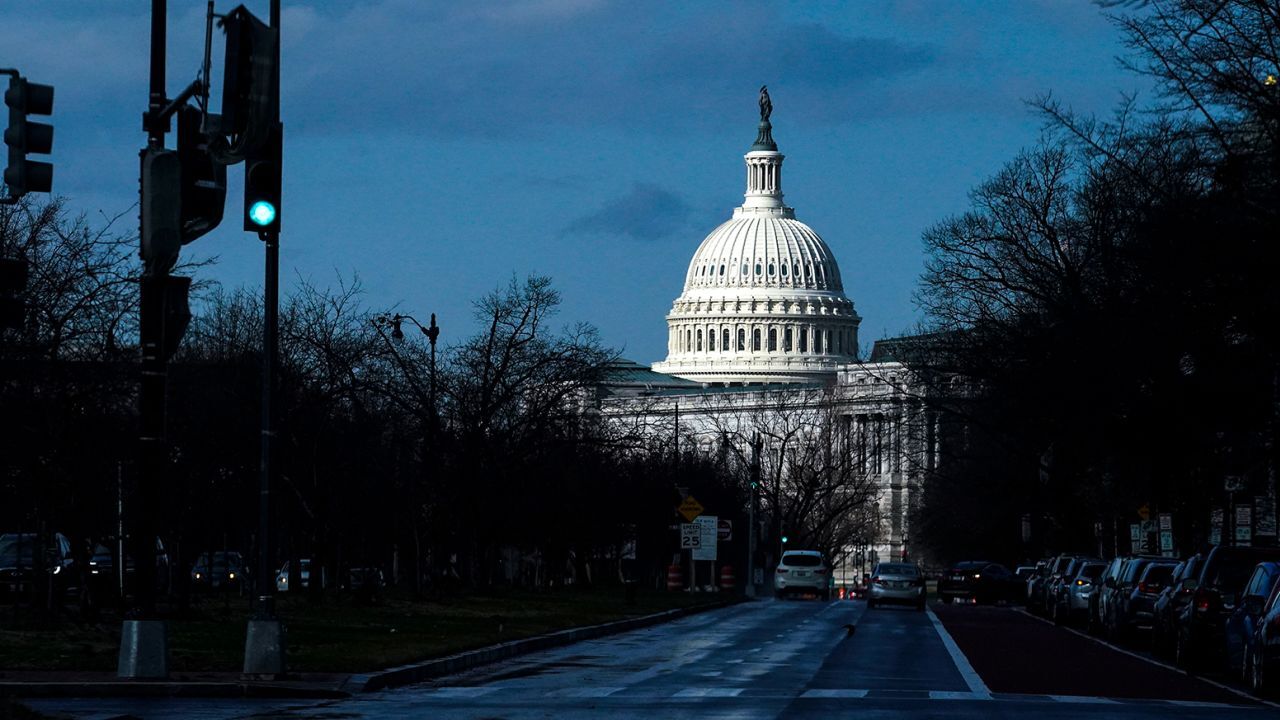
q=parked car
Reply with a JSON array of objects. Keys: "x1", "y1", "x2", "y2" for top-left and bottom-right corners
[
  {"x1": 1055, "y1": 561, "x2": 1105, "y2": 626},
  {"x1": 0, "y1": 532, "x2": 76, "y2": 599},
  {"x1": 82, "y1": 536, "x2": 171, "y2": 597},
  {"x1": 275, "y1": 558, "x2": 327, "y2": 593},
  {"x1": 867, "y1": 561, "x2": 925, "y2": 610},
  {"x1": 938, "y1": 561, "x2": 1021, "y2": 605},
  {"x1": 1090, "y1": 556, "x2": 1126, "y2": 633},
  {"x1": 1152, "y1": 554, "x2": 1203, "y2": 657},
  {"x1": 1111, "y1": 559, "x2": 1179, "y2": 641},
  {"x1": 1034, "y1": 554, "x2": 1085, "y2": 615},
  {"x1": 1248, "y1": 570, "x2": 1280, "y2": 696},
  {"x1": 1025, "y1": 559, "x2": 1050, "y2": 609},
  {"x1": 1226, "y1": 561, "x2": 1280, "y2": 681},
  {"x1": 1176, "y1": 545, "x2": 1280, "y2": 672},
  {"x1": 191, "y1": 551, "x2": 246, "y2": 593},
  {"x1": 1048, "y1": 557, "x2": 1101, "y2": 624}
]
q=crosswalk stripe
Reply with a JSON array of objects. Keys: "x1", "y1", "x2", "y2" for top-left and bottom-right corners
[
  {"x1": 674, "y1": 687, "x2": 744, "y2": 698},
  {"x1": 1048, "y1": 695, "x2": 1119, "y2": 704},
  {"x1": 801, "y1": 689, "x2": 869, "y2": 698}
]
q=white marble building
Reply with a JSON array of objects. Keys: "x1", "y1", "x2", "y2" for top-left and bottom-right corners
[{"x1": 601, "y1": 105, "x2": 943, "y2": 568}]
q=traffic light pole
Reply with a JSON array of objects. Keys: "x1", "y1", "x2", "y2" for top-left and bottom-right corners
[
  {"x1": 243, "y1": 0, "x2": 286, "y2": 677},
  {"x1": 119, "y1": 0, "x2": 169, "y2": 679}
]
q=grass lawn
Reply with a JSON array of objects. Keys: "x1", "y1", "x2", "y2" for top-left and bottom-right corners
[{"x1": 0, "y1": 586, "x2": 718, "y2": 674}]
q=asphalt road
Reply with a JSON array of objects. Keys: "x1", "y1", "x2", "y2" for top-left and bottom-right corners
[{"x1": 26, "y1": 598, "x2": 1277, "y2": 719}]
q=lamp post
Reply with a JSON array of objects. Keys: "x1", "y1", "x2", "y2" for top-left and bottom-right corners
[{"x1": 372, "y1": 313, "x2": 439, "y2": 594}]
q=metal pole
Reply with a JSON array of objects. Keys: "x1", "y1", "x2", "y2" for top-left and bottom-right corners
[
  {"x1": 256, "y1": 230, "x2": 277, "y2": 619},
  {"x1": 747, "y1": 432, "x2": 759, "y2": 597}
]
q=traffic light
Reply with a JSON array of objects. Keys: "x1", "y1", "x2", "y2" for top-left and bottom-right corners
[
  {"x1": 781, "y1": 535, "x2": 789, "y2": 545},
  {"x1": 218, "y1": 6, "x2": 277, "y2": 158},
  {"x1": 140, "y1": 148, "x2": 182, "y2": 277},
  {"x1": 3, "y1": 73, "x2": 54, "y2": 200},
  {"x1": 244, "y1": 122, "x2": 281, "y2": 232},
  {"x1": 177, "y1": 104, "x2": 226, "y2": 244},
  {"x1": 0, "y1": 256, "x2": 27, "y2": 329}
]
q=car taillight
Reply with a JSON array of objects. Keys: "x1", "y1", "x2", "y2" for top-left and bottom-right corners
[
  {"x1": 776, "y1": 568, "x2": 789, "y2": 574},
  {"x1": 1138, "y1": 582, "x2": 1150, "y2": 593},
  {"x1": 873, "y1": 576, "x2": 885, "y2": 586},
  {"x1": 1193, "y1": 588, "x2": 1218, "y2": 612}
]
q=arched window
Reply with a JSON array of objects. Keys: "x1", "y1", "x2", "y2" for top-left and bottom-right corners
[
  {"x1": 686, "y1": 329, "x2": 692, "y2": 353},
  {"x1": 799, "y1": 328, "x2": 808, "y2": 352},
  {"x1": 742, "y1": 263, "x2": 748, "y2": 275},
  {"x1": 696, "y1": 329, "x2": 703, "y2": 351},
  {"x1": 719, "y1": 265, "x2": 725, "y2": 276},
  {"x1": 755, "y1": 263, "x2": 762, "y2": 275},
  {"x1": 768, "y1": 328, "x2": 778, "y2": 352},
  {"x1": 753, "y1": 328, "x2": 761, "y2": 351},
  {"x1": 708, "y1": 329, "x2": 716, "y2": 351},
  {"x1": 780, "y1": 263, "x2": 788, "y2": 277},
  {"x1": 737, "y1": 329, "x2": 746, "y2": 351},
  {"x1": 722, "y1": 329, "x2": 730, "y2": 351},
  {"x1": 783, "y1": 328, "x2": 793, "y2": 352},
  {"x1": 768, "y1": 263, "x2": 776, "y2": 276}
]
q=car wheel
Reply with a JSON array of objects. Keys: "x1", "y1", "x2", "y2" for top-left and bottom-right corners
[{"x1": 1176, "y1": 630, "x2": 1197, "y2": 673}]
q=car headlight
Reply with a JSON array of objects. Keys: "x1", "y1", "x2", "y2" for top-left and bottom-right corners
[
  {"x1": 229, "y1": 572, "x2": 235, "y2": 580},
  {"x1": 52, "y1": 565, "x2": 62, "y2": 575},
  {"x1": 195, "y1": 572, "x2": 202, "y2": 579}
]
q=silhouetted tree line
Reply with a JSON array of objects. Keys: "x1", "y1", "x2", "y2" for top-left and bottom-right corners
[
  {"x1": 1, "y1": 201, "x2": 742, "y2": 614},
  {"x1": 906, "y1": 0, "x2": 1280, "y2": 563}
]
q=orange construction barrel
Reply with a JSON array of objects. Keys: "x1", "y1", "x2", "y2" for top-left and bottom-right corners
[
  {"x1": 666, "y1": 563, "x2": 683, "y2": 591},
  {"x1": 719, "y1": 564, "x2": 735, "y2": 590}
]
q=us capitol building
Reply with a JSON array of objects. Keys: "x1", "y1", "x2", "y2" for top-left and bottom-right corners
[{"x1": 599, "y1": 90, "x2": 946, "y2": 575}]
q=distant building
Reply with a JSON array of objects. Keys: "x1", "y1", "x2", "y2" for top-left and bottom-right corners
[{"x1": 601, "y1": 106, "x2": 948, "y2": 572}]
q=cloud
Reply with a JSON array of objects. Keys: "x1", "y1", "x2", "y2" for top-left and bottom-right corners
[{"x1": 564, "y1": 183, "x2": 695, "y2": 241}]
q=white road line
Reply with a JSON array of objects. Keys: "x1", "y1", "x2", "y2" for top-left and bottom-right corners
[
  {"x1": 801, "y1": 689, "x2": 869, "y2": 698},
  {"x1": 1013, "y1": 607, "x2": 1280, "y2": 709},
  {"x1": 1049, "y1": 695, "x2": 1118, "y2": 704},
  {"x1": 925, "y1": 607, "x2": 993, "y2": 699},
  {"x1": 929, "y1": 690, "x2": 985, "y2": 700},
  {"x1": 429, "y1": 687, "x2": 499, "y2": 697},
  {"x1": 553, "y1": 687, "x2": 624, "y2": 698},
  {"x1": 674, "y1": 687, "x2": 744, "y2": 698}
]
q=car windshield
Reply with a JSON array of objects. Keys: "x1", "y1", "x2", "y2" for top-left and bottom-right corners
[
  {"x1": 878, "y1": 563, "x2": 918, "y2": 577},
  {"x1": 0, "y1": 535, "x2": 37, "y2": 564},
  {"x1": 1080, "y1": 564, "x2": 1104, "y2": 579},
  {"x1": 783, "y1": 554, "x2": 822, "y2": 567},
  {"x1": 1208, "y1": 550, "x2": 1280, "y2": 591},
  {"x1": 1142, "y1": 564, "x2": 1175, "y2": 583}
]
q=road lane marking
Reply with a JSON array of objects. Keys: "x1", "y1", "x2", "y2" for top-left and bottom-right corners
[
  {"x1": 1013, "y1": 608, "x2": 1280, "y2": 709},
  {"x1": 929, "y1": 690, "x2": 986, "y2": 700},
  {"x1": 674, "y1": 687, "x2": 744, "y2": 697},
  {"x1": 1049, "y1": 695, "x2": 1118, "y2": 704},
  {"x1": 925, "y1": 607, "x2": 993, "y2": 699},
  {"x1": 552, "y1": 687, "x2": 624, "y2": 698},
  {"x1": 802, "y1": 689, "x2": 869, "y2": 698},
  {"x1": 429, "y1": 687, "x2": 499, "y2": 697}
]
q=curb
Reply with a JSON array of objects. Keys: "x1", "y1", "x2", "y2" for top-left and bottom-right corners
[
  {"x1": 347, "y1": 596, "x2": 744, "y2": 693},
  {"x1": 0, "y1": 597, "x2": 745, "y2": 699},
  {"x1": 0, "y1": 681, "x2": 348, "y2": 700}
]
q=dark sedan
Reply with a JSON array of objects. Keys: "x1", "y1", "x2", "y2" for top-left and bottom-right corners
[{"x1": 938, "y1": 561, "x2": 1021, "y2": 604}]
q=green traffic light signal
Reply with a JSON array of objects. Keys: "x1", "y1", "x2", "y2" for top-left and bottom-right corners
[
  {"x1": 781, "y1": 535, "x2": 788, "y2": 544},
  {"x1": 248, "y1": 200, "x2": 277, "y2": 227}
]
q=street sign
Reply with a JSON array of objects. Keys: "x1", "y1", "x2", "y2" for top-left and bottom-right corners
[
  {"x1": 1129, "y1": 524, "x2": 1141, "y2": 542},
  {"x1": 693, "y1": 515, "x2": 717, "y2": 561},
  {"x1": 680, "y1": 523, "x2": 701, "y2": 550},
  {"x1": 1158, "y1": 513, "x2": 1172, "y2": 531},
  {"x1": 1159, "y1": 530, "x2": 1174, "y2": 553},
  {"x1": 678, "y1": 496, "x2": 704, "y2": 522},
  {"x1": 1257, "y1": 496, "x2": 1277, "y2": 537},
  {"x1": 717, "y1": 518, "x2": 733, "y2": 542}
]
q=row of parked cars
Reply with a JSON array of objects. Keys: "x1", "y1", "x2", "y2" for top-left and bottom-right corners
[{"x1": 1026, "y1": 545, "x2": 1280, "y2": 696}]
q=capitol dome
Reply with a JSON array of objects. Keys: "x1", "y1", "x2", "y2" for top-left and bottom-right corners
[{"x1": 653, "y1": 98, "x2": 861, "y2": 385}]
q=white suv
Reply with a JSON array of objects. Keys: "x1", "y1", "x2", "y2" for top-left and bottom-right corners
[{"x1": 774, "y1": 550, "x2": 831, "y2": 599}]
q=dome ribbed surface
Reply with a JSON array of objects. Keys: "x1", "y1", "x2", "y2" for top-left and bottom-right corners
[{"x1": 684, "y1": 214, "x2": 844, "y2": 293}]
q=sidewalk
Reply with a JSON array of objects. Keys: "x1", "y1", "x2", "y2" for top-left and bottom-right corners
[{"x1": 0, "y1": 597, "x2": 741, "y2": 699}]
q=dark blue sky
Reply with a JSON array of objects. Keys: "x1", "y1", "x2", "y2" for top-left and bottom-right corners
[{"x1": 2, "y1": 1, "x2": 1151, "y2": 363}]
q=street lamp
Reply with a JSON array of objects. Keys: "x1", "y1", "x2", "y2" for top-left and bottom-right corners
[{"x1": 374, "y1": 313, "x2": 440, "y2": 426}]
